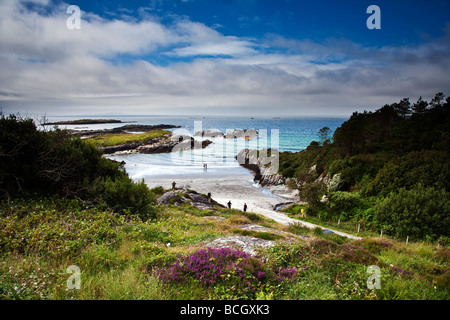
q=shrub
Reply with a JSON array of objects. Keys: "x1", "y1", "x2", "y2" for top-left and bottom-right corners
[
  {"x1": 0, "y1": 114, "x2": 157, "y2": 219},
  {"x1": 308, "y1": 239, "x2": 341, "y2": 256},
  {"x1": 350, "y1": 238, "x2": 392, "y2": 254},
  {"x1": 150, "y1": 186, "x2": 165, "y2": 196},
  {"x1": 434, "y1": 270, "x2": 450, "y2": 291},
  {"x1": 328, "y1": 173, "x2": 345, "y2": 192},
  {"x1": 263, "y1": 242, "x2": 310, "y2": 269},
  {"x1": 375, "y1": 184, "x2": 450, "y2": 240},
  {"x1": 298, "y1": 181, "x2": 326, "y2": 207},
  {"x1": 337, "y1": 244, "x2": 379, "y2": 265},
  {"x1": 328, "y1": 191, "x2": 363, "y2": 218},
  {"x1": 0, "y1": 198, "x2": 124, "y2": 258},
  {"x1": 156, "y1": 248, "x2": 265, "y2": 298},
  {"x1": 93, "y1": 177, "x2": 157, "y2": 220}
]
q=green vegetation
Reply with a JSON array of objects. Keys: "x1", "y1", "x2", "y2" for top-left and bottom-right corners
[
  {"x1": 1, "y1": 197, "x2": 448, "y2": 300},
  {"x1": 281, "y1": 93, "x2": 450, "y2": 242},
  {"x1": 0, "y1": 114, "x2": 157, "y2": 220},
  {"x1": 0, "y1": 107, "x2": 449, "y2": 301},
  {"x1": 85, "y1": 130, "x2": 170, "y2": 147}
]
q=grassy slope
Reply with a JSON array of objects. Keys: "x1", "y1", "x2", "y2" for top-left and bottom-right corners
[
  {"x1": 0, "y1": 197, "x2": 448, "y2": 300},
  {"x1": 85, "y1": 130, "x2": 170, "y2": 147}
]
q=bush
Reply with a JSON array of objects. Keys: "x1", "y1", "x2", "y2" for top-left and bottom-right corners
[
  {"x1": 328, "y1": 191, "x2": 363, "y2": 218},
  {"x1": 328, "y1": 173, "x2": 345, "y2": 192},
  {"x1": 298, "y1": 181, "x2": 326, "y2": 207},
  {"x1": 375, "y1": 184, "x2": 450, "y2": 240},
  {"x1": 0, "y1": 114, "x2": 157, "y2": 219},
  {"x1": 0, "y1": 198, "x2": 124, "y2": 258},
  {"x1": 337, "y1": 244, "x2": 379, "y2": 265},
  {"x1": 156, "y1": 248, "x2": 265, "y2": 299},
  {"x1": 350, "y1": 238, "x2": 392, "y2": 254},
  {"x1": 364, "y1": 151, "x2": 449, "y2": 197},
  {"x1": 93, "y1": 177, "x2": 157, "y2": 220}
]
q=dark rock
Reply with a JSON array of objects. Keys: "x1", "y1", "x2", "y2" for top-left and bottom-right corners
[
  {"x1": 157, "y1": 191, "x2": 179, "y2": 205},
  {"x1": 194, "y1": 130, "x2": 224, "y2": 138},
  {"x1": 274, "y1": 202, "x2": 294, "y2": 211},
  {"x1": 137, "y1": 135, "x2": 212, "y2": 154},
  {"x1": 236, "y1": 148, "x2": 285, "y2": 186},
  {"x1": 224, "y1": 129, "x2": 258, "y2": 139}
]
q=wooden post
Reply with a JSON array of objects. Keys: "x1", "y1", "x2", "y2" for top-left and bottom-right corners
[
  {"x1": 406, "y1": 236, "x2": 409, "y2": 245},
  {"x1": 338, "y1": 219, "x2": 340, "y2": 225},
  {"x1": 357, "y1": 224, "x2": 360, "y2": 233},
  {"x1": 380, "y1": 229, "x2": 383, "y2": 237}
]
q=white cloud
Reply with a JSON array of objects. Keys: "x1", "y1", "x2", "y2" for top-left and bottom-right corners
[{"x1": 0, "y1": 1, "x2": 449, "y2": 116}]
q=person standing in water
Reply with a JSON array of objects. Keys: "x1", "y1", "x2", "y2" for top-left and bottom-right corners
[{"x1": 243, "y1": 203, "x2": 247, "y2": 212}]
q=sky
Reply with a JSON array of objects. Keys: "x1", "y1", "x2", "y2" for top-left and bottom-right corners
[{"x1": 1, "y1": 0, "x2": 450, "y2": 117}]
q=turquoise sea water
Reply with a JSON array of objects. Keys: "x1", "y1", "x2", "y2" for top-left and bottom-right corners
[{"x1": 46, "y1": 115, "x2": 346, "y2": 180}]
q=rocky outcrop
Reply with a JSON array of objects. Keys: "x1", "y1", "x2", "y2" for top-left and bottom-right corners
[
  {"x1": 203, "y1": 235, "x2": 275, "y2": 256},
  {"x1": 194, "y1": 129, "x2": 224, "y2": 139},
  {"x1": 236, "y1": 148, "x2": 285, "y2": 186},
  {"x1": 98, "y1": 133, "x2": 212, "y2": 155},
  {"x1": 194, "y1": 129, "x2": 258, "y2": 140},
  {"x1": 273, "y1": 202, "x2": 294, "y2": 211},
  {"x1": 137, "y1": 134, "x2": 212, "y2": 154},
  {"x1": 157, "y1": 189, "x2": 224, "y2": 210},
  {"x1": 225, "y1": 129, "x2": 258, "y2": 140}
]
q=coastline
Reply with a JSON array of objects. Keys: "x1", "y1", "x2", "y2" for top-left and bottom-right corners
[
  {"x1": 144, "y1": 174, "x2": 297, "y2": 216},
  {"x1": 144, "y1": 173, "x2": 362, "y2": 239}
]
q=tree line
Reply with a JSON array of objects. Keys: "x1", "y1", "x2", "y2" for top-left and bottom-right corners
[{"x1": 280, "y1": 93, "x2": 449, "y2": 241}]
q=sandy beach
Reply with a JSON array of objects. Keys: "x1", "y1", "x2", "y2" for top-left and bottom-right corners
[
  {"x1": 144, "y1": 172, "x2": 362, "y2": 240},
  {"x1": 145, "y1": 173, "x2": 297, "y2": 221}
]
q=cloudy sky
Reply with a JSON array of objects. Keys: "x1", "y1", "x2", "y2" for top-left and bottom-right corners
[{"x1": 1, "y1": 0, "x2": 450, "y2": 117}]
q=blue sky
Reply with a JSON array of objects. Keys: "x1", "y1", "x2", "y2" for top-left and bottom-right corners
[{"x1": 1, "y1": 0, "x2": 450, "y2": 116}]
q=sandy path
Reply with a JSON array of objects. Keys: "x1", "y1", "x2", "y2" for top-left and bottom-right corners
[{"x1": 144, "y1": 174, "x2": 362, "y2": 240}]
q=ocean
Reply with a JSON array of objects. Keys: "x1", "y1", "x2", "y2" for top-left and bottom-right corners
[{"x1": 45, "y1": 115, "x2": 346, "y2": 182}]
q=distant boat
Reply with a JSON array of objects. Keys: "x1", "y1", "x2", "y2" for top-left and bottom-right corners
[{"x1": 273, "y1": 117, "x2": 281, "y2": 119}]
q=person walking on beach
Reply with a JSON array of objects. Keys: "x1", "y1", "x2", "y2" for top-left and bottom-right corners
[
  {"x1": 203, "y1": 163, "x2": 207, "y2": 171},
  {"x1": 172, "y1": 181, "x2": 176, "y2": 191},
  {"x1": 227, "y1": 200, "x2": 231, "y2": 209},
  {"x1": 243, "y1": 203, "x2": 247, "y2": 212}
]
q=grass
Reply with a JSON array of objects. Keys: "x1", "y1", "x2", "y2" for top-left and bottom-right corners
[
  {"x1": 85, "y1": 130, "x2": 170, "y2": 147},
  {"x1": 0, "y1": 197, "x2": 449, "y2": 300}
]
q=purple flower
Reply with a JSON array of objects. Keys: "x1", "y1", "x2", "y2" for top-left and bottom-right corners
[
  {"x1": 276, "y1": 266, "x2": 299, "y2": 282},
  {"x1": 156, "y1": 247, "x2": 265, "y2": 289}
]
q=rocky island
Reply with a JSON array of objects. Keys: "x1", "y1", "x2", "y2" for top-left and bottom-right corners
[{"x1": 73, "y1": 123, "x2": 213, "y2": 154}]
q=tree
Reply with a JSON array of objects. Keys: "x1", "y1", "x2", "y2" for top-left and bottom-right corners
[
  {"x1": 412, "y1": 96, "x2": 428, "y2": 114},
  {"x1": 430, "y1": 92, "x2": 445, "y2": 108},
  {"x1": 393, "y1": 98, "x2": 412, "y2": 119},
  {"x1": 375, "y1": 184, "x2": 449, "y2": 240},
  {"x1": 318, "y1": 126, "x2": 331, "y2": 145}
]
